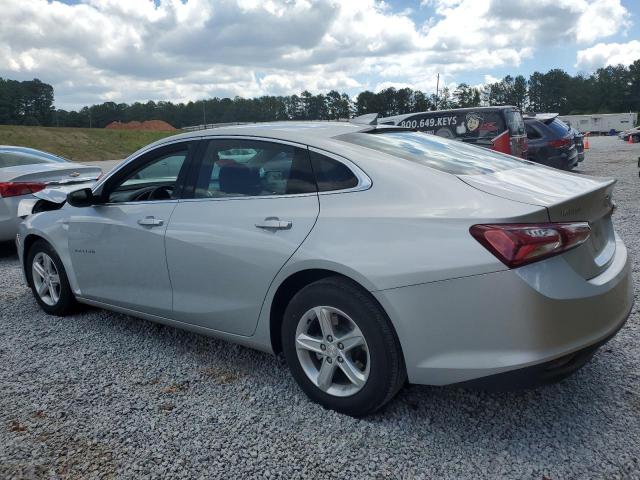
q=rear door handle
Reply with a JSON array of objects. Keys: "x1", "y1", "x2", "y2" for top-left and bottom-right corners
[
  {"x1": 255, "y1": 217, "x2": 292, "y2": 231},
  {"x1": 138, "y1": 216, "x2": 164, "y2": 227}
]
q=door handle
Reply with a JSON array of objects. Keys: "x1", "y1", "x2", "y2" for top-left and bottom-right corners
[
  {"x1": 137, "y1": 216, "x2": 164, "y2": 227},
  {"x1": 255, "y1": 217, "x2": 292, "y2": 231}
]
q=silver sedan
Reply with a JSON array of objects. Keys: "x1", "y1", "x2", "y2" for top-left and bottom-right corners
[
  {"x1": 17, "y1": 121, "x2": 633, "y2": 416},
  {"x1": 0, "y1": 146, "x2": 101, "y2": 241}
]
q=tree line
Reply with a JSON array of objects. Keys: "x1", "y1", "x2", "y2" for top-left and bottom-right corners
[{"x1": 1, "y1": 60, "x2": 638, "y2": 129}]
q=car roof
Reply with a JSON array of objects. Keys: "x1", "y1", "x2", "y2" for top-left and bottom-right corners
[{"x1": 151, "y1": 122, "x2": 373, "y2": 144}]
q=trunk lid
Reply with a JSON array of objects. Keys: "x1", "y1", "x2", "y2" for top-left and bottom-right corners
[
  {"x1": 2, "y1": 164, "x2": 101, "y2": 184},
  {"x1": 459, "y1": 165, "x2": 617, "y2": 279}
]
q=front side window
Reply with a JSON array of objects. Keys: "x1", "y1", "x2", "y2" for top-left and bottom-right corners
[
  {"x1": 107, "y1": 150, "x2": 188, "y2": 203},
  {"x1": 193, "y1": 140, "x2": 315, "y2": 198}
]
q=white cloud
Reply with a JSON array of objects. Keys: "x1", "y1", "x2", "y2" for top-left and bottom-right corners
[
  {"x1": 576, "y1": 40, "x2": 640, "y2": 70},
  {"x1": 0, "y1": 0, "x2": 633, "y2": 109},
  {"x1": 575, "y1": 0, "x2": 630, "y2": 43}
]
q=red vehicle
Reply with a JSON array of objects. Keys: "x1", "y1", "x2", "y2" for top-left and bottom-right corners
[{"x1": 380, "y1": 106, "x2": 528, "y2": 159}]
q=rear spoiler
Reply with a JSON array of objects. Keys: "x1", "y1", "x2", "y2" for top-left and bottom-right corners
[
  {"x1": 524, "y1": 112, "x2": 559, "y2": 124},
  {"x1": 350, "y1": 113, "x2": 379, "y2": 125}
]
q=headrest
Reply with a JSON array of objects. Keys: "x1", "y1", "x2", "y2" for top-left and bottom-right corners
[{"x1": 219, "y1": 163, "x2": 258, "y2": 195}]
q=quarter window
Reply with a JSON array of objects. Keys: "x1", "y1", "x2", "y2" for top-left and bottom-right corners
[
  {"x1": 309, "y1": 151, "x2": 358, "y2": 192},
  {"x1": 193, "y1": 140, "x2": 316, "y2": 198}
]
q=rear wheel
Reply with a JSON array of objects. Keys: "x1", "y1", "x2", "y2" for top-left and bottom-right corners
[
  {"x1": 26, "y1": 240, "x2": 77, "y2": 316},
  {"x1": 281, "y1": 277, "x2": 406, "y2": 416}
]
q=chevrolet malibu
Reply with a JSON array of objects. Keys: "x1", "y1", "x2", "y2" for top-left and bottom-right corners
[{"x1": 17, "y1": 121, "x2": 633, "y2": 416}]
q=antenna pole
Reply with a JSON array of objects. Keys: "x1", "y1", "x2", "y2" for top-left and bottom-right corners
[{"x1": 435, "y1": 73, "x2": 440, "y2": 110}]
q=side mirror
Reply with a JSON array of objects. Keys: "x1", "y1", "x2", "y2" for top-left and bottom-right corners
[{"x1": 67, "y1": 188, "x2": 98, "y2": 208}]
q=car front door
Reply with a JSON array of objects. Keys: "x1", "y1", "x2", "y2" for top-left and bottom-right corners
[
  {"x1": 67, "y1": 142, "x2": 195, "y2": 316},
  {"x1": 165, "y1": 138, "x2": 319, "y2": 336}
]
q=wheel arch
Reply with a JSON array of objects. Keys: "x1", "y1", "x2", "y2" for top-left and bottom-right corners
[
  {"x1": 22, "y1": 233, "x2": 49, "y2": 273},
  {"x1": 268, "y1": 268, "x2": 403, "y2": 360}
]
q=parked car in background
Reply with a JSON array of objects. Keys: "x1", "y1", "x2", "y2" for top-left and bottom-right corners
[
  {"x1": 524, "y1": 114, "x2": 578, "y2": 170},
  {"x1": 619, "y1": 127, "x2": 640, "y2": 142},
  {"x1": 569, "y1": 126, "x2": 585, "y2": 163},
  {"x1": 17, "y1": 121, "x2": 632, "y2": 416},
  {"x1": 0, "y1": 146, "x2": 101, "y2": 242},
  {"x1": 379, "y1": 106, "x2": 528, "y2": 159}
]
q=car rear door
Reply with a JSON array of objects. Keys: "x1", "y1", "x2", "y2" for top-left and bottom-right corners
[
  {"x1": 165, "y1": 138, "x2": 319, "y2": 336},
  {"x1": 67, "y1": 141, "x2": 196, "y2": 316}
]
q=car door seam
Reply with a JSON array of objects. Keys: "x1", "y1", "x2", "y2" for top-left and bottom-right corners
[
  {"x1": 163, "y1": 201, "x2": 180, "y2": 311},
  {"x1": 250, "y1": 191, "x2": 321, "y2": 337}
]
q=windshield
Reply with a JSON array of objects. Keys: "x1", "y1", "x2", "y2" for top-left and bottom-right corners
[
  {"x1": 0, "y1": 152, "x2": 55, "y2": 168},
  {"x1": 337, "y1": 130, "x2": 530, "y2": 175},
  {"x1": 505, "y1": 110, "x2": 525, "y2": 136}
]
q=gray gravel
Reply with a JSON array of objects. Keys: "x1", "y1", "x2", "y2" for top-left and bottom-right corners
[{"x1": 1, "y1": 136, "x2": 639, "y2": 479}]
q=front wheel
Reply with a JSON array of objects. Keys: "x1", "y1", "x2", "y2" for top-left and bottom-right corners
[
  {"x1": 26, "y1": 240, "x2": 77, "y2": 316},
  {"x1": 281, "y1": 277, "x2": 406, "y2": 416}
]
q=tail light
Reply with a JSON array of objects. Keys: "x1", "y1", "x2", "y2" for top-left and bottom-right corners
[
  {"x1": 470, "y1": 222, "x2": 591, "y2": 268},
  {"x1": 548, "y1": 138, "x2": 571, "y2": 148},
  {"x1": 0, "y1": 182, "x2": 47, "y2": 198}
]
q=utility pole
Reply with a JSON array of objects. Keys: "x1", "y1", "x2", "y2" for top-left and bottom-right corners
[
  {"x1": 435, "y1": 73, "x2": 440, "y2": 110},
  {"x1": 202, "y1": 100, "x2": 206, "y2": 126}
]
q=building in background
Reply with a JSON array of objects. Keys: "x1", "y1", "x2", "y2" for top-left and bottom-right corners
[{"x1": 559, "y1": 113, "x2": 638, "y2": 134}]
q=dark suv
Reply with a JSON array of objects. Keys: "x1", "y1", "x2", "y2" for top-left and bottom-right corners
[{"x1": 524, "y1": 115, "x2": 578, "y2": 170}]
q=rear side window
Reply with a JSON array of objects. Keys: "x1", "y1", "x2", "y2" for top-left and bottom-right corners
[
  {"x1": 310, "y1": 151, "x2": 358, "y2": 191},
  {"x1": 193, "y1": 140, "x2": 316, "y2": 198},
  {"x1": 0, "y1": 152, "x2": 52, "y2": 168},
  {"x1": 337, "y1": 131, "x2": 527, "y2": 175}
]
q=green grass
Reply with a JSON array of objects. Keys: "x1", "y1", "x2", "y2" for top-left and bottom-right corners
[{"x1": 0, "y1": 125, "x2": 177, "y2": 162}]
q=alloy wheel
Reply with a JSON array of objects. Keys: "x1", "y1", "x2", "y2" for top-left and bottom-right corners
[
  {"x1": 295, "y1": 306, "x2": 370, "y2": 397},
  {"x1": 32, "y1": 252, "x2": 61, "y2": 306}
]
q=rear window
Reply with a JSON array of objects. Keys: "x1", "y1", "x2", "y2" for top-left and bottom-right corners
[
  {"x1": 546, "y1": 119, "x2": 571, "y2": 137},
  {"x1": 505, "y1": 110, "x2": 525, "y2": 136},
  {"x1": 337, "y1": 131, "x2": 528, "y2": 175},
  {"x1": 0, "y1": 152, "x2": 53, "y2": 168},
  {"x1": 1, "y1": 147, "x2": 67, "y2": 163}
]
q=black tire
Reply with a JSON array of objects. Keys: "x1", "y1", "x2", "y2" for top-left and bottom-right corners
[
  {"x1": 281, "y1": 276, "x2": 406, "y2": 416},
  {"x1": 26, "y1": 239, "x2": 77, "y2": 316}
]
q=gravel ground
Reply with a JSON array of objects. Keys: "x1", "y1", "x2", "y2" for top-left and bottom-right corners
[{"x1": 1, "y1": 136, "x2": 639, "y2": 479}]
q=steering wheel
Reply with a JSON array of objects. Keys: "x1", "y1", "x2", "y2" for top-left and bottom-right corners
[{"x1": 133, "y1": 185, "x2": 173, "y2": 201}]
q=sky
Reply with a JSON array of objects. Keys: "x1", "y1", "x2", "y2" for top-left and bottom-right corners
[{"x1": 0, "y1": 0, "x2": 639, "y2": 110}]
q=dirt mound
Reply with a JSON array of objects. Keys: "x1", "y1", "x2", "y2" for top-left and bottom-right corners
[{"x1": 105, "y1": 120, "x2": 177, "y2": 131}]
